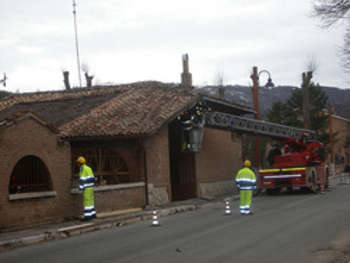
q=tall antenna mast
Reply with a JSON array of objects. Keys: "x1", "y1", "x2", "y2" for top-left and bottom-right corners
[{"x1": 72, "y1": 0, "x2": 82, "y2": 87}]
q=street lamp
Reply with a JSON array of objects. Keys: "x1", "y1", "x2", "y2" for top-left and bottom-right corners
[
  {"x1": 251, "y1": 67, "x2": 274, "y2": 120},
  {"x1": 250, "y1": 66, "x2": 275, "y2": 168},
  {"x1": 258, "y1": 69, "x2": 274, "y2": 88}
]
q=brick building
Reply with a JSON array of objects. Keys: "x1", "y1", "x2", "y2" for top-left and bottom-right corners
[
  {"x1": 328, "y1": 113, "x2": 350, "y2": 172},
  {"x1": 0, "y1": 81, "x2": 254, "y2": 231}
]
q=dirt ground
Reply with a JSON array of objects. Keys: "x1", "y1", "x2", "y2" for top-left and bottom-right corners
[
  {"x1": 314, "y1": 249, "x2": 350, "y2": 263},
  {"x1": 313, "y1": 234, "x2": 350, "y2": 263}
]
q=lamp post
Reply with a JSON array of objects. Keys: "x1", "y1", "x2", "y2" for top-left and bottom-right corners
[
  {"x1": 251, "y1": 66, "x2": 274, "y2": 168},
  {"x1": 328, "y1": 103, "x2": 334, "y2": 175}
]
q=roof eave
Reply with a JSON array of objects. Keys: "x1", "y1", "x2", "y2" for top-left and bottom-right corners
[{"x1": 200, "y1": 95, "x2": 256, "y2": 115}]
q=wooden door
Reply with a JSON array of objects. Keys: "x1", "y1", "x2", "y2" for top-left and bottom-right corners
[{"x1": 169, "y1": 122, "x2": 197, "y2": 201}]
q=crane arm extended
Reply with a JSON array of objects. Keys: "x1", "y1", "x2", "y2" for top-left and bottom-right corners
[{"x1": 205, "y1": 111, "x2": 315, "y2": 140}]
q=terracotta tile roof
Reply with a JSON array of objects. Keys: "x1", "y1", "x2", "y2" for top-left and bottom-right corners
[
  {"x1": 0, "y1": 93, "x2": 119, "y2": 127},
  {"x1": 0, "y1": 85, "x2": 124, "y2": 111},
  {"x1": 0, "y1": 81, "x2": 198, "y2": 138},
  {"x1": 59, "y1": 82, "x2": 197, "y2": 138}
]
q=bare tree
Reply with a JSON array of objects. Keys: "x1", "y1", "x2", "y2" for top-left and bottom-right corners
[
  {"x1": 313, "y1": 0, "x2": 350, "y2": 28},
  {"x1": 306, "y1": 56, "x2": 319, "y2": 74},
  {"x1": 340, "y1": 25, "x2": 350, "y2": 72},
  {"x1": 214, "y1": 70, "x2": 225, "y2": 99},
  {"x1": 214, "y1": 70, "x2": 225, "y2": 86},
  {"x1": 81, "y1": 63, "x2": 94, "y2": 88},
  {"x1": 313, "y1": 1, "x2": 350, "y2": 72}
]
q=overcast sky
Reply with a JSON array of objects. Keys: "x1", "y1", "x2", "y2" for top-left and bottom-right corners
[{"x1": 0, "y1": 0, "x2": 348, "y2": 92}]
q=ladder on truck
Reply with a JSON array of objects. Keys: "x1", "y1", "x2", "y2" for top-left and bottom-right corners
[{"x1": 205, "y1": 111, "x2": 315, "y2": 140}]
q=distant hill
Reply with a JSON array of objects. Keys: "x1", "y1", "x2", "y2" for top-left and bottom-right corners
[
  {"x1": 0, "y1": 90, "x2": 11, "y2": 99},
  {"x1": 199, "y1": 85, "x2": 350, "y2": 120}
]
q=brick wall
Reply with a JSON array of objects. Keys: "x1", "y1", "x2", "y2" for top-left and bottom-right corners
[
  {"x1": 330, "y1": 115, "x2": 350, "y2": 170},
  {"x1": 143, "y1": 126, "x2": 171, "y2": 205},
  {"x1": 71, "y1": 140, "x2": 147, "y2": 212},
  {"x1": 94, "y1": 186, "x2": 145, "y2": 212},
  {"x1": 196, "y1": 128, "x2": 242, "y2": 197},
  {"x1": 0, "y1": 117, "x2": 245, "y2": 230},
  {"x1": 0, "y1": 118, "x2": 147, "y2": 231},
  {"x1": 0, "y1": 117, "x2": 73, "y2": 231}
]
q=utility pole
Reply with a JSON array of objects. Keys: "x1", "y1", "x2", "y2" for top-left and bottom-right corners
[
  {"x1": 302, "y1": 71, "x2": 312, "y2": 129},
  {"x1": 328, "y1": 103, "x2": 334, "y2": 166},
  {"x1": 72, "y1": 0, "x2": 82, "y2": 88},
  {"x1": 251, "y1": 66, "x2": 260, "y2": 168}
]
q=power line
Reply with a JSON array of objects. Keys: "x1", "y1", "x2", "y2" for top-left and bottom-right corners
[{"x1": 72, "y1": 0, "x2": 82, "y2": 88}]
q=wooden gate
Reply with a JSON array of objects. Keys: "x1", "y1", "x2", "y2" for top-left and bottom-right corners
[{"x1": 169, "y1": 122, "x2": 197, "y2": 201}]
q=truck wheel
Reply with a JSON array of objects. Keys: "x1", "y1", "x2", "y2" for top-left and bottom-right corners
[
  {"x1": 287, "y1": 187, "x2": 294, "y2": 193},
  {"x1": 325, "y1": 166, "x2": 330, "y2": 190},
  {"x1": 266, "y1": 188, "x2": 281, "y2": 195},
  {"x1": 310, "y1": 172, "x2": 320, "y2": 194}
]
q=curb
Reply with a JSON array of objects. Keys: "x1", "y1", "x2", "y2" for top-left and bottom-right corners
[{"x1": 0, "y1": 197, "x2": 238, "y2": 253}]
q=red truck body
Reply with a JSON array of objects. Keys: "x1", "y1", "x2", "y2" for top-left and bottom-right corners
[{"x1": 259, "y1": 135, "x2": 327, "y2": 193}]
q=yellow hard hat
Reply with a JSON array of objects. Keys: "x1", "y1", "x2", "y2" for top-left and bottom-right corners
[
  {"x1": 76, "y1": 156, "x2": 86, "y2": 164},
  {"x1": 244, "y1": 160, "x2": 251, "y2": 167}
]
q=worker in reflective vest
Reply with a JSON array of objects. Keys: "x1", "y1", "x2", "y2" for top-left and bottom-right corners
[
  {"x1": 235, "y1": 160, "x2": 256, "y2": 215},
  {"x1": 77, "y1": 156, "x2": 96, "y2": 221}
]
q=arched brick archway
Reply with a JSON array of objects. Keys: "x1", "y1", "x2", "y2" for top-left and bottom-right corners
[{"x1": 9, "y1": 155, "x2": 53, "y2": 194}]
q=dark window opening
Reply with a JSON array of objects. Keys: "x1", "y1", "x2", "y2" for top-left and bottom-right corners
[
  {"x1": 72, "y1": 148, "x2": 134, "y2": 187},
  {"x1": 9, "y1": 156, "x2": 52, "y2": 194}
]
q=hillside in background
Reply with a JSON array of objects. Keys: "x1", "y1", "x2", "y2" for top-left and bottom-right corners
[
  {"x1": 199, "y1": 85, "x2": 350, "y2": 120},
  {"x1": 0, "y1": 90, "x2": 11, "y2": 99}
]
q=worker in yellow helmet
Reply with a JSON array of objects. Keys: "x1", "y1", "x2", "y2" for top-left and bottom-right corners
[
  {"x1": 235, "y1": 160, "x2": 256, "y2": 215},
  {"x1": 76, "y1": 156, "x2": 96, "y2": 221}
]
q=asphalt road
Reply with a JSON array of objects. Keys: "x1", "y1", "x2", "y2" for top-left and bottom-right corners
[{"x1": 2, "y1": 184, "x2": 350, "y2": 263}]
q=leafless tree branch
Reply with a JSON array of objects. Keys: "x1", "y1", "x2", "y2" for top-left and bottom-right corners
[{"x1": 313, "y1": 0, "x2": 350, "y2": 28}]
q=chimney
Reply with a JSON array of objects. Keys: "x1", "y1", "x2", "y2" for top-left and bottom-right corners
[
  {"x1": 63, "y1": 71, "x2": 71, "y2": 90},
  {"x1": 85, "y1": 72, "x2": 93, "y2": 88},
  {"x1": 181, "y1": 54, "x2": 192, "y2": 89}
]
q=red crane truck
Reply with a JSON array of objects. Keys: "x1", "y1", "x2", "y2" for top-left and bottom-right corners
[
  {"x1": 259, "y1": 134, "x2": 328, "y2": 194},
  {"x1": 205, "y1": 111, "x2": 328, "y2": 194}
]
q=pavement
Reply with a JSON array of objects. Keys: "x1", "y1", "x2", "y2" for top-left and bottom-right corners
[
  {"x1": 0, "y1": 193, "x2": 239, "y2": 253},
  {"x1": 1, "y1": 173, "x2": 347, "y2": 253}
]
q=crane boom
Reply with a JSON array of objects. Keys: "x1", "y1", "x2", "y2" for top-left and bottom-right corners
[{"x1": 205, "y1": 111, "x2": 315, "y2": 140}]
